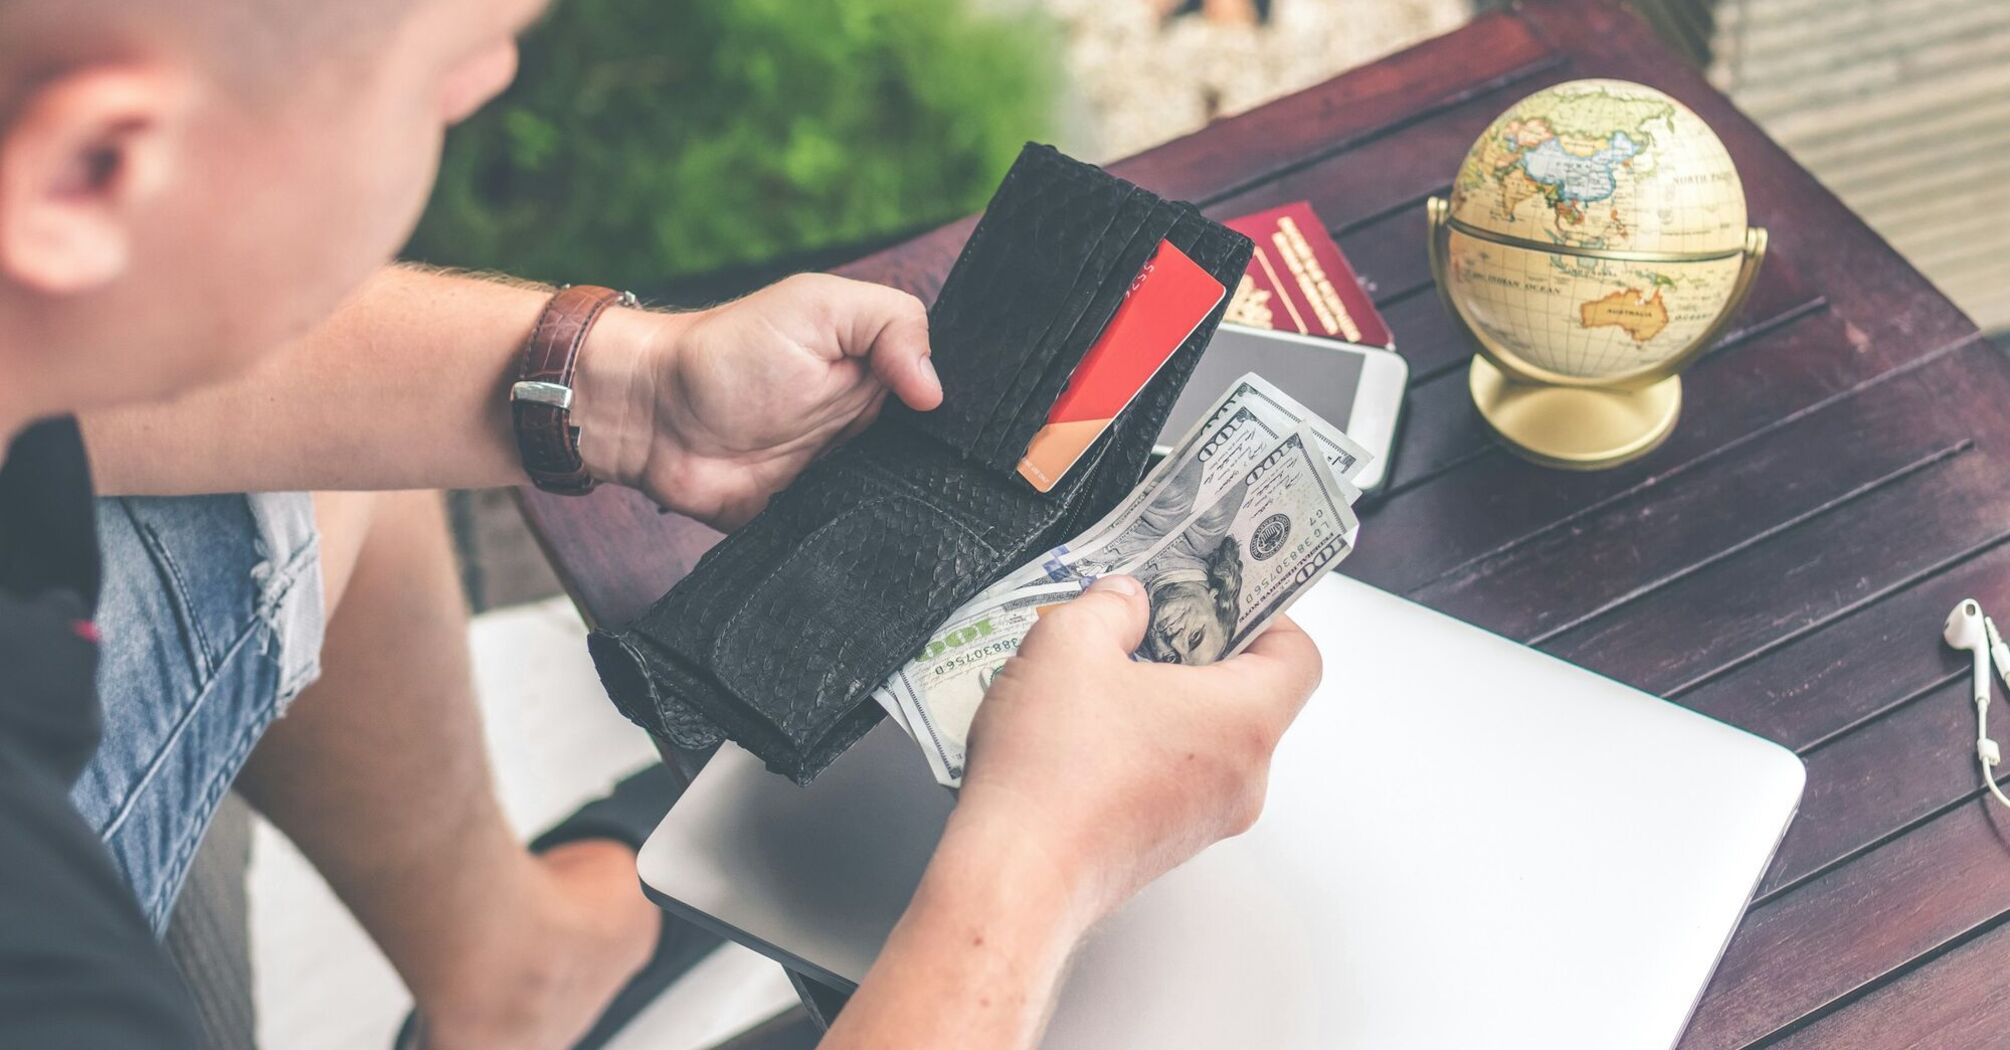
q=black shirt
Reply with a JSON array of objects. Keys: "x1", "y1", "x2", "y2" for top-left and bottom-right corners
[{"x1": 0, "y1": 418, "x2": 202, "y2": 1047}]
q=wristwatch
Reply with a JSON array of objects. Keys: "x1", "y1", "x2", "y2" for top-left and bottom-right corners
[{"x1": 510, "y1": 284, "x2": 637, "y2": 495}]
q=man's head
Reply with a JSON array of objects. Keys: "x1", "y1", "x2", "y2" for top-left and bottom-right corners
[{"x1": 0, "y1": 0, "x2": 545, "y2": 421}]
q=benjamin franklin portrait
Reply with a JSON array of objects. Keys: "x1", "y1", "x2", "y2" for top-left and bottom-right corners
[{"x1": 1135, "y1": 479, "x2": 1247, "y2": 666}]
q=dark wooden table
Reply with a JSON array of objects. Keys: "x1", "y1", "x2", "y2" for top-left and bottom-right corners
[{"x1": 523, "y1": 1, "x2": 2010, "y2": 1044}]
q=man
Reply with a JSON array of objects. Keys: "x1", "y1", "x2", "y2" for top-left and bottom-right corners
[{"x1": 0, "y1": 2, "x2": 1322, "y2": 1049}]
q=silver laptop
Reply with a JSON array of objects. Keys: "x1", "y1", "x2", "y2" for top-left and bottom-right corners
[{"x1": 638, "y1": 573, "x2": 1804, "y2": 1049}]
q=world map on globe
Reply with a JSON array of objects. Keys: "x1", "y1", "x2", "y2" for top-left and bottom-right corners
[{"x1": 1443, "y1": 79, "x2": 1751, "y2": 380}]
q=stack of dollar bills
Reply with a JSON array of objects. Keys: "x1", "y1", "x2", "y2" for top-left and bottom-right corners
[{"x1": 875, "y1": 374, "x2": 1371, "y2": 787}]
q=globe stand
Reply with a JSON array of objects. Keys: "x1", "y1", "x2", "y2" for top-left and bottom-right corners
[
  {"x1": 1468, "y1": 356, "x2": 1680, "y2": 470},
  {"x1": 1426, "y1": 196, "x2": 1766, "y2": 472}
]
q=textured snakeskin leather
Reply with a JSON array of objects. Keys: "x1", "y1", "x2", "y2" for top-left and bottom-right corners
[{"x1": 588, "y1": 144, "x2": 1254, "y2": 783}]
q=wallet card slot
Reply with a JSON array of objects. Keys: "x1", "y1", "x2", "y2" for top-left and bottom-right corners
[
  {"x1": 942, "y1": 182, "x2": 1143, "y2": 446},
  {"x1": 1069, "y1": 217, "x2": 1253, "y2": 509},
  {"x1": 896, "y1": 145, "x2": 1140, "y2": 458},
  {"x1": 960, "y1": 188, "x2": 1168, "y2": 466},
  {"x1": 1039, "y1": 215, "x2": 1253, "y2": 533},
  {"x1": 968, "y1": 197, "x2": 1190, "y2": 476},
  {"x1": 970, "y1": 202, "x2": 1203, "y2": 475}
]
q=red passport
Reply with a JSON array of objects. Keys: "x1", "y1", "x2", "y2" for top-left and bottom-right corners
[{"x1": 1223, "y1": 202, "x2": 1394, "y2": 350}]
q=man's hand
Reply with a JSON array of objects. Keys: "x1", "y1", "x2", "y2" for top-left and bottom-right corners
[
  {"x1": 574, "y1": 273, "x2": 942, "y2": 530},
  {"x1": 960, "y1": 574, "x2": 1322, "y2": 921},
  {"x1": 826, "y1": 576, "x2": 1321, "y2": 1049}
]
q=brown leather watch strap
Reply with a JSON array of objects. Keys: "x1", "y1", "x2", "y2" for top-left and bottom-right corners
[{"x1": 510, "y1": 285, "x2": 636, "y2": 495}]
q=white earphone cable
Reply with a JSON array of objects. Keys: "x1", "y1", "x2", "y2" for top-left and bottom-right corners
[
  {"x1": 1977, "y1": 689, "x2": 2010, "y2": 809},
  {"x1": 1987, "y1": 616, "x2": 2010, "y2": 691},
  {"x1": 1946, "y1": 601, "x2": 2010, "y2": 809}
]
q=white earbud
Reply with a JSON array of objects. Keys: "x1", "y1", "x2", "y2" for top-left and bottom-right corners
[
  {"x1": 1947, "y1": 599, "x2": 1993, "y2": 707},
  {"x1": 1945, "y1": 599, "x2": 2010, "y2": 806}
]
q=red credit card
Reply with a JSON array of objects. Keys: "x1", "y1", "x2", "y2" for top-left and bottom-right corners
[
  {"x1": 1223, "y1": 202, "x2": 1394, "y2": 350},
  {"x1": 1017, "y1": 240, "x2": 1226, "y2": 492}
]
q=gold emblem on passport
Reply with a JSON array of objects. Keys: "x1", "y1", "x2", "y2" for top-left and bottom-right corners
[
  {"x1": 1224, "y1": 274, "x2": 1275, "y2": 330},
  {"x1": 1426, "y1": 79, "x2": 1766, "y2": 470}
]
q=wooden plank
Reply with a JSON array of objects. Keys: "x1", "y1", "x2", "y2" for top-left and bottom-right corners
[
  {"x1": 1764, "y1": 915, "x2": 2010, "y2": 1049},
  {"x1": 1332, "y1": 206, "x2": 1434, "y2": 306},
  {"x1": 1410, "y1": 347, "x2": 2007, "y2": 643},
  {"x1": 1358, "y1": 432, "x2": 2010, "y2": 916},
  {"x1": 1374, "y1": 290, "x2": 1462, "y2": 384},
  {"x1": 1681, "y1": 801, "x2": 2010, "y2": 1049},
  {"x1": 1759, "y1": 677, "x2": 1991, "y2": 897},
  {"x1": 1375, "y1": 363, "x2": 1492, "y2": 493},
  {"x1": 1674, "y1": 539, "x2": 2010, "y2": 749},
  {"x1": 828, "y1": 215, "x2": 975, "y2": 308},
  {"x1": 825, "y1": 10, "x2": 1557, "y2": 310},
  {"x1": 1375, "y1": 292, "x2": 1835, "y2": 494},
  {"x1": 1382, "y1": 348, "x2": 2010, "y2": 908},
  {"x1": 1540, "y1": 445, "x2": 2010, "y2": 697},
  {"x1": 517, "y1": 485, "x2": 721, "y2": 629},
  {"x1": 1348, "y1": 308, "x2": 1936, "y2": 595},
  {"x1": 1112, "y1": 11, "x2": 1558, "y2": 205},
  {"x1": 1191, "y1": 82, "x2": 1523, "y2": 251}
]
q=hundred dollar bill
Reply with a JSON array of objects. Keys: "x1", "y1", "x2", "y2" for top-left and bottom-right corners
[
  {"x1": 893, "y1": 425, "x2": 1357, "y2": 786},
  {"x1": 875, "y1": 581, "x2": 1089, "y2": 784},
  {"x1": 1124, "y1": 425, "x2": 1357, "y2": 665},
  {"x1": 1142, "y1": 372, "x2": 1372, "y2": 504},
  {"x1": 1037, "y1": 378, "x2": 1366, "y2": 587},
  {"x1": 1138, "y1": 372, "x2": 1373, "y2": 496},
  {"x1": 875, "y1": 678, "x2": 917, "y2": 742},
  {"x1": 981, "y1": 373, "x2": 1369, "y2": 599},
  {"x1": 1220, "y1": 372, "x2": 1374, "y2": 484}
]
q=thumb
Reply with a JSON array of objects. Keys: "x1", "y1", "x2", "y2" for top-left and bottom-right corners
[
  {"x1": 1039, "y1": 575, "x2": 1149, "y2": 655},
  {"x1": 841, "y1": 281, "x2": 941, "y2": 412}
]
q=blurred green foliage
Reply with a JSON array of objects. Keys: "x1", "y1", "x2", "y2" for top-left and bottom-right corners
[{"x1": 408, "y1": 0, "x2": 1058, "y2": 285}]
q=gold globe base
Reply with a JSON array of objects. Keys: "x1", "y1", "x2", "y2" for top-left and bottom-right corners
[{"x1": 1468, "y1": 356, "x2": 1680, "y2": 471}]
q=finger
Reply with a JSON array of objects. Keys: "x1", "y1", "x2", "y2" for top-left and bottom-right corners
[
  {"x1": 835, "y1": 280, "x2": 941, "y2": 412},
  {"x1": 1214, "y1": 614, "x2": 1322, "y2": 727},
  {"x1": 1026, "y1": 575, "x2": 1149, "y2": 657}
]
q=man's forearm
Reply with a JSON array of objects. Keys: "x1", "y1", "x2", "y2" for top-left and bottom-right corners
[
  {"x1": 823, "y1": 813, "x2": 1092, "y2": 1049},
  {"x1": 79, "y1": 265, "x2": 668, "y2": 496}
]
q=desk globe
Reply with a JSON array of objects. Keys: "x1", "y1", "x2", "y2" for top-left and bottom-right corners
[{"x1": 1427, "y1": 78, "x2": 1766, "y2": 469}]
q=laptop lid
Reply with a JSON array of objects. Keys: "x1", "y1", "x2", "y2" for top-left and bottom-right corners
[{"x1": 639, "y1": 573, "x2": 1804, "y2": 1049}]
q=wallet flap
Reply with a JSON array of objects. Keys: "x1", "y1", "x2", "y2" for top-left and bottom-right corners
[{"x1": 893, "y1": 144, "x2": 1142, "y2": 459}]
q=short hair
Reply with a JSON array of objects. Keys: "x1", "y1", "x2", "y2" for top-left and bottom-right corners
[{"x1": 0, "y1": 0, "x2": 408, "y2": 116}]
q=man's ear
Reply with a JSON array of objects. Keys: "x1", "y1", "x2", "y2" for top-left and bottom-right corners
[{"x1": 0, "y1": 64, "x2": 190, "y2": 294}]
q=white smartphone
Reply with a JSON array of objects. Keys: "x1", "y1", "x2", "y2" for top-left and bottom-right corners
[{"x1": 1156, "y1": 323, "x2": 1409, "y2": 494}]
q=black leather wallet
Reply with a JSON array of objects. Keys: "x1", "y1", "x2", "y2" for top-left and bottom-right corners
[{"x1": 589, "y1": 144, "x2": 1254, "y2": 783}]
